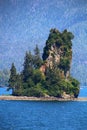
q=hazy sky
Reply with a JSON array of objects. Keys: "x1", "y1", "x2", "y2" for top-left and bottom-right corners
[
  {"x1": 0, "y1": 0, "x2": 87, "y2": 45},
  {"x1": 0, "y1": 0, "x2": 87, "y2": 74}
]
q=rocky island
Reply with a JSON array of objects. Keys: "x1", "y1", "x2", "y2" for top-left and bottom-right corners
[{"x1": 7, "y1": 28, "x2": 80, "y2": 100}]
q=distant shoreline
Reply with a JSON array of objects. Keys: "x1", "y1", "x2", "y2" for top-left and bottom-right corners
[{"x1": 0, "y1": 96, "x2": 87, "y2": 101}]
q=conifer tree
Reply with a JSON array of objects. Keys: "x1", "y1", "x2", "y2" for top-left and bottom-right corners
[
  {"x1": 13, "y1": 74, "x2": 23, "y2": 96},
  {"x1": 22, "y1": 51, "x2": 33, "y2": 83},
  {"x1": 33, "y1": 45, "x2": 42, "y2": 69},
  {"x1": 8, "y1": 63, "x2": 17, "y2": 94}
]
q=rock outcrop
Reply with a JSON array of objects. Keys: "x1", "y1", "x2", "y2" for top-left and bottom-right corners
[
  {"x1": 41, "y1": 28, "x2": 80, "y2": 98},
  {"x1": 8, "y1": 28, "x2": 80, "y2": 98},
  {"x1": 42, "y1": 28, "x2": 73, "y2": 79}
]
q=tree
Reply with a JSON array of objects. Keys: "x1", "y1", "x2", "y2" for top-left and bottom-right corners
[
  {"x1": 44, "y1": 67, "x2": 62, "y2": 97},
  {"x1": 33, "y1": 45, "x2": 42, "y2": 69},
  {"x1": 69, "y1": 77, "x2": 80, "y2": 97},
  {"x1": 8, "y1": 28, "x2": 80, "y2": 98},
  {"x1": 13, "y1": 74, "x2": 23, "y2": 96},
  {"x1": 8, "y1": 63, "x2": 17, "y2": 94},
  {"x1": 33, "y1": 69, "x2": 44, "y2": 85},
  {"x1": 22, "y1": 51, "x2": 33, "y2": 83},
  {"x1": 59, "y1": 57, "x2": 70, "y2": 75}
]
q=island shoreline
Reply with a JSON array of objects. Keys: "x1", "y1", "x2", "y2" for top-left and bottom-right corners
[{"x1": 0, "y1": 96, "x2": 86, "y2": 101}]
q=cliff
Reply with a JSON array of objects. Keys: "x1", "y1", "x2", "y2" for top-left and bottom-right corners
[
  {"x1": 42, "y1": 29, "x2": 73, "y2": 78},
  {"x1": 41, "y1": 28, "x2": 80, "y2": 98}
]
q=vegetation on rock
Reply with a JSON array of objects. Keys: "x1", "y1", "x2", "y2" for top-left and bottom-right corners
[{"x1": 8, "y1": 29, "x2": 80, "y2": 98}]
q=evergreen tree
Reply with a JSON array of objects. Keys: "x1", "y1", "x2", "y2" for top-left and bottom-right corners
[
  {"x1": 22, "y1": 51, "x2": 34, "y2": 88},
  {"x1": 13, "y1": 74, "x2": 23, "y2": 96},
  {"x1": 33, "y1": 45, "x2": 42, "y2": 69},
  {"x1": 45, "y1": 67, "x2": 62, "y2": 96},
  {"x1": 8, "y1": 63, "x2": 17, "y2": 94},
  {"x1": 22, "y1": 51, "x2": 33, "y2": 82}
]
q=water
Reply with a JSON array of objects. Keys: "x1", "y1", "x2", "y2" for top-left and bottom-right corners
[
  {"x1": 0, "y1": 87, "x2": 87, "y2": 130},
  {"x1": 79, "y1": 87, "x2": 87, "y2": 97},
  {"x1": 0, "y1": 87, "x2": 12, "y2": 95},
  {"x1": 0, "y1": 101, "x2": 87, "y2": 130}
]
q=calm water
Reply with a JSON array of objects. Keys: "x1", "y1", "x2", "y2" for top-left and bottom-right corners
[
  {"x1": 0, "y1": 87, "x2": 87, "y2": 130},
  {"x1": 0, "y1": 101, "x2": 87, "y2": 130},
  {"x1": 79, "y1": 87, "x2": 87, "y2": 97},
  {"x1": 0, "y1": 87, "x2": 12, "y2": 95}
]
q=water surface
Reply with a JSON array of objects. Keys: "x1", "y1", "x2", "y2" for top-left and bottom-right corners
[
  {"x1": 0, "y1": 87, "x2": 12, "y2": 95},
  {"x1": 0, "y1": 101, "x2": 87, "y2": 130},
  {"x1": 0, "y1": 87, "x2": 87, "y2": 130}
]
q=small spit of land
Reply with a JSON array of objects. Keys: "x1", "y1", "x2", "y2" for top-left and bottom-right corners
[{"x1": 0, "y1": 96, "x2": 87, "y2": 101}]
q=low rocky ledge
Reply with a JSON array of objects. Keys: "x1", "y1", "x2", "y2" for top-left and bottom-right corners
[
  {"x1": 0, "y1": 95, "x2": 76, "y2": 101},
  {"x1": 0, "y1": 96, "x2": 87, "y2": 101}
]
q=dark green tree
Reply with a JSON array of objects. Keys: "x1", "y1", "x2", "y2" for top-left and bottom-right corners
[
  {"x1": 13, "y1": 74, "x2": 23, "y2": 96},
  {"x1": 33, "y1": 45, "x2": 42, "y2": 69},
  {"x1": 44, "y1": 67, "x2": 62, "y2": 97},
  {"x1": 33, "y1": 69, "x2": 44, "y2": 85},
  {"x1": 8, "y1": 63, "x2": 17, "y2": 94},
  {"x1": 69, "y1": 77, "x2": 80, "y2": 97},
  {"x1": 22, "y1": 51, "x2": 33, "y2": 83},
  {"x1": 59, "y1": 57, "x2": 70, "y2": 75}
]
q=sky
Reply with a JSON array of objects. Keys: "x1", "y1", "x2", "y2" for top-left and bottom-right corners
[
  {"x1": 0, "y1": 0, "x2": 86, "y2": 44},
  {"x1": 0, "y1": 0, "x2": 87, "y2": 82}
]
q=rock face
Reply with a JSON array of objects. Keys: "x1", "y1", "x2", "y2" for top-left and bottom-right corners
[
  {"x1": 46, "y1": 44, "x2": 71, "y2": 78},
  {"x1": 41, "y1": 28, "x2": 80, "y2": 98},
  {"x1": 42, "y1": 28, "x2": 73, "y2": 79},
  {"x1": 62, "y1": 92, "x2": 74, "y2": 99},
  {"x1": 46, "y1": 44, "x2": 61, "y2": 68}
]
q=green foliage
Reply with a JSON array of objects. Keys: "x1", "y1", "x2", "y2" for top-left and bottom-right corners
[
  {"x1": 42, "y1": 45, "x2": 50, "y2": 60},
  {"x1": 33, "y1": 45, "x2": 43, "y2": 69},
  {"x1": 43, "y1": 68, "x2": 63, "y2": 97},
  {"x1": 13, "y1": 74, "x2": 23, "y2": 96},
  {"x1": 69, "y1": 77, "x2": 80, "y2": 97},
  {"x1": 8, "y1": 28, "x2": 80, "y2": 98},
  {"x1": 33, "y1": 69, "x2": 44, "y2": 85},
  {"x1": 42, "y1": 28, "x2": 74, "y2": 61},
  {"x1": 27, "y1": 85, "x2": 45, "y2": 97},
  {"x1": 22, "y1": 51, "x2": 33, "y2": 82},
  {"x1": 59, "y1": 57, "x2": 70, "y2": 74},
  {"x1": 8, "y1": 63, "x2": 17, "y2": 94}
]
